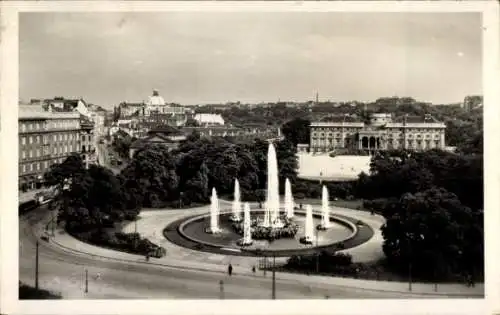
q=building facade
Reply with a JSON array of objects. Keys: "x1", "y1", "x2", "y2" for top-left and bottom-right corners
[
  {"x1": 309, "y1": 113, "x2": 446, "y2": 153},
  {"x1": 19, "y1": 104, "x2": 81, "y2": 191},
  {"x1": 80, "y1": 117, "x2": 96, "y2": 166}
]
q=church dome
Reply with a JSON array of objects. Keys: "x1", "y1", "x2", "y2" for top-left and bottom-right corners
[{"x1": 147, "y1": 89, "x2": 165, "y2": 106}]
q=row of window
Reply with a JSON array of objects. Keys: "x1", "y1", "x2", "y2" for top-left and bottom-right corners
[
  {"x1": 20, "y1": 159, "x2": 62, "y2": 174},
  {"x1": 21, "y1": 144, "x2": 79, "y2": 160},
  {"x1": 312, "y1": 133, "x2": 442, "y2": 140},
  {"x1": 20, "y1": 132, "x2": 80, "y2": 145},
  {"x1": 312, "y1": 128, "x2": 444, "y2": 134},
  {"x1": 20, "y1": 119, "x2": 79, "y2": 133},
  {"x1": 312, "y1": 139, "x2": 444, "y2": 147}
]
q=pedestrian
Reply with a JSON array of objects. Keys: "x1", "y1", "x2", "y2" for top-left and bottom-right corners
[
  {"x1": 228, "y1": 264, "x2": 233, "y2": 276},
  {"x1": 252, "y1": 266, "x2": 256, "y2": 274},
  {"x1": 146, "y1": 253, "x2": 150, "y2": 262},
  {"x1": 95, "y1": 273, "x2": 101, "y2": 280}
]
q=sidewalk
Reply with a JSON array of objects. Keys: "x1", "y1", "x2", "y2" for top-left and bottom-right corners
[{"x1": 36, "y1": 211, "x2": 484, "y2": 297}]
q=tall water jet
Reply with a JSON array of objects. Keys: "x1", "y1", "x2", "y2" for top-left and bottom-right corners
[
  {"x1": 266, "y1": 143, "x2": 280, "y2": 224},
  {"x1": 318, "y1": 185, "x2": 331, "y2": 230},
  {"x1": 300, "y1": 205, "x2": 315, "y2": 244},
  {"x1": 205, "y1": 188, "x2": 221, "y2": 234},
  {"x1": 238, "y1": 203, "x2": 253, "y2": 246},
  {"x1": 230, "y1": 179, "x2": 242, "y2": 222},
  {"x1": 285, "y1": 178, "x2": 294, "y2": 219}
]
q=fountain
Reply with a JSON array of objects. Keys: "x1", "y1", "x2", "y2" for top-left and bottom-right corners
[
  {"x1": 230, "y1": 179, "x2": 242, "y2": 223},
  {"x1": 267, "y1": 144, "x2": 280, "y2": 226},
  {"x1": 300, "y1": 205, "x2": 315, "y2": 244},
  {"x1": 318, "y1": 185, "x2": 331, "y2": 230},
  {"x1": 237, "y1": 203, "x2": 253, "y2": 246},
  {"x1": 285, "y1": 178, "x2": 294, "y2": 219},
  {"x1": 262, "y1": 143, "x2": 285, "y2": 228},
  {"x1": 205, "y1": 188, "x2": 221, "y2": 234}
]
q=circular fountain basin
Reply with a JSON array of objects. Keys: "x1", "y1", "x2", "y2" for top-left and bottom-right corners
[{"x1": 179, "y1": 210, "x2": 356, "y2": 253}]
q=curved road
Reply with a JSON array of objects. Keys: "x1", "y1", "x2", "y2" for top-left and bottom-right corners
[{"x1": 19, "y1": 207, "x2": 462, "y2": 299}]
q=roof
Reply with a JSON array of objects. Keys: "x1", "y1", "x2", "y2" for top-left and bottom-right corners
[
  {"x1": 148, "y1": 125, "x2": 184, "y2": 136},
  {"x1": 19, "y1": 104, "x2": 80, "y2": 120},
  {"x1": 393, "y1": 114, "x2": 441, "y2": 124},
  {"x1": 130, "y1": 133, "x2": 186, "y2": 149},
  {"x1": 194, "y1": 113, "x2": 225, "y2": 125},
  {"x1": 120, "y1": 102, "x2": 145, "y2": 107},
  {"x1": 320, "y1": 115, "x2": 361, "y2": 123}
]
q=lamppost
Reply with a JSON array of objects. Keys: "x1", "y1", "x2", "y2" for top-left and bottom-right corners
[
  {"x1": 84, "y1": 269, "x2": 88, "y2": 293},
  {"x1": 271, "y1": 254, "x2": 276, "y2": 299},
  {"x1": 219, "y1": 280, "x2": 224, "y2": 299},
  {"x1": 315, "y1": 229, "x2": 320, "y2": 273},
  {"x1": 35, "y1": 240, "x2": 39, "y2": 290},
  {"x1": 406, "y1": 204, "x2": 413, "y2": 292}
]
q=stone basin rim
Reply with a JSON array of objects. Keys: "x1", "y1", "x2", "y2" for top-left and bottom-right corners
[{"x1": 176, "y1": 209, "x2": 359, "y2": 254}]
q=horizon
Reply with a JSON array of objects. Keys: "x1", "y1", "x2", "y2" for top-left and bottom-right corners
[{"x1": 20, "y1": 12, "x2": 482, "y2": 109}]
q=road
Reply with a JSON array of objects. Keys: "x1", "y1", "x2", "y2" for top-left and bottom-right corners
[{"x1": 19, "y1": 207, "x2": 436, "y2": 299}]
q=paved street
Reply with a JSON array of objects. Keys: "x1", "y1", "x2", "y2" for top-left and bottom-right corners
[{"x1": 19, "y1": 206, "x2": 483, "y2": 299}]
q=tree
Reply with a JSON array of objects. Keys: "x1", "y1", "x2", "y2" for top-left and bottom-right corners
[
  {"x1": 44, "y1": 154, "x2": 85, "y2": 189},
  {"x1": 185, "y1": 118, "x2": 200, "y2": 127},
  {"x1": 281, "y1": 118, "x2": 311, "y2": 146},
  {"x1": 183, "y1": 162, "x2": 209, "y2": 204},
  {"x1": 381, "y1": 187, "x2": 480, "y2": 280},
  {"x1": 120, "y1": 144, "x2": 179, "y2": 207}
]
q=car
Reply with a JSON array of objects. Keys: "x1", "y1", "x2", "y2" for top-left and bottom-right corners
[{"x1": 41, "y1": 235, "x2": 49, "y2": 242}]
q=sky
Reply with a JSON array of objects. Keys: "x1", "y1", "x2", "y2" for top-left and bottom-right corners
[{"x1": 19, "y1": 12, "x2": 482, "y2": 109}]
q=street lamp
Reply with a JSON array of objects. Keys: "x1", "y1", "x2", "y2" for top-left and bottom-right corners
[
  {"x1": 315, "y1": 229, "x2": 320, "y2": 273},
  {"x1": 271, "y1": 254, "x2": 276, "y2": 299}
]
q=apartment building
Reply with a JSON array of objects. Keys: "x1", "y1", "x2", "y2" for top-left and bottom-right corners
[{"x1": 19, "y1": 104, "x2": 81, "y2": 191}]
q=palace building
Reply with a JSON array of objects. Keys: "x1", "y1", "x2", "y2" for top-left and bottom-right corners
[{"x1": 309, "y1": 113, "x2": 446, "y2": 153}]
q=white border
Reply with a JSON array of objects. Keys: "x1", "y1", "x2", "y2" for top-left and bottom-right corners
[{"x1": 1, "y1": 2, "x2": 499, "y2": 315}]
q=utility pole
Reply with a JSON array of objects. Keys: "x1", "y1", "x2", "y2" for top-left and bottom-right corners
[
  {"x1": 271, "y1": 255, "x2": 276, "y2": 299},
  {"x1": 219, "y1": 280, "x2": 224, "y2": 299},
  {"x1": 85, "y1": 269, "x2": 88, "y2": 293},
  {"x1": 35, "y1": 241, "x2": 39, "y2": 290}
]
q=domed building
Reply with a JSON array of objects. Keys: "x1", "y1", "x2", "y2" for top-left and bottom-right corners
[{"x1": 144, "y1": 89, "x2": 167, "y2": 116}]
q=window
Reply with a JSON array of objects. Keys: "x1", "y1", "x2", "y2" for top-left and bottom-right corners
[
  {"x1": 64, "y1": 134, "x2": 67, "y2": 141},
  {"x1": 30, "y1": 163, "x2": 33, "y2": 171},
  {"x1": 22, "y1": 151, "x2": 26, "y2": 159},
  {"x1": 44, "y1": 161, "x2": 49, "y2": 169},
  {"x1": 22, "y1": 164, "x2": 26, "y2": 173},
  {"x1": 53, "y1": 147, "x2": 57, "y2": 154},
  {"x1": 36, "y1": 149, "x2": 40, "y2": 157},
  {"x1": 36, "y1": 163, "x2": 40, "y2": 171},
  {"x1": 29, "y1": 136, "x2": 33, "y2": 144},
  {"x1": 59, "y1": 134, "x2": 63, "y2": 141},
  {"x1": 53, "y1": 135, "x2": 57, "y2": 141},
  {"x1": 21, "y1": 137, "x2": 26, "y2": 145},
  {"x1": 29, "y1": 150, "x2": 33, "y2": 158},
  {"x1": 21, "y1": 123, "x2": 26, "y2": 132}
]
